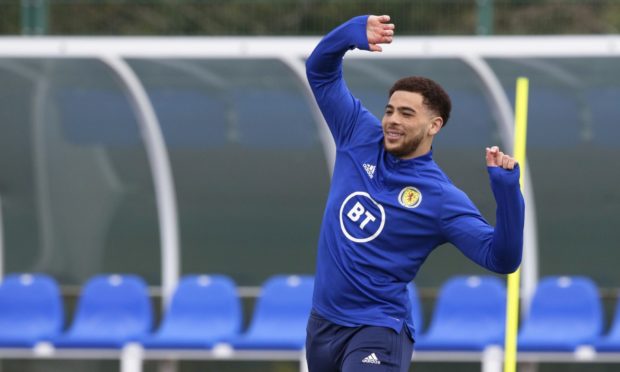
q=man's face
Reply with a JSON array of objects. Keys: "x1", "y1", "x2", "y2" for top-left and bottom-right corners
[{"x1": 381, "y1": 90, "x2": 440, "y2": 159}]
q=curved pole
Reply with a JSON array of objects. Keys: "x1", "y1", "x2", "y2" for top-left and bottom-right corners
[
  {"x1": 0, "y1": 61, "x2": 46, "y2": 281},
  {"x1": 279, "y1": 55, "x2": 336, "y2": 176},
  {"x1": 461, "y1": 54, "x2": 539, "y2": 313},
  {"x1": 100, "y1": 56, "x2": 179, "y2": 308}
]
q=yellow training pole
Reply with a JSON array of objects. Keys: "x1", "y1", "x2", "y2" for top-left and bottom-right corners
[{"x1": 504, "y1": 77, "x2": 529, "y2": 372}]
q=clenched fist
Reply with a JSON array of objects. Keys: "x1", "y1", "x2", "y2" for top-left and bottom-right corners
[{"x1": 486, "y1": 146, "x2": 517, "y2": 170}]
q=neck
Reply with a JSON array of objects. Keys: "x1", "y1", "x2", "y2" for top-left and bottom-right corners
[{"x1": 400, "y1": 141, "x2": 432, "y2": 160}]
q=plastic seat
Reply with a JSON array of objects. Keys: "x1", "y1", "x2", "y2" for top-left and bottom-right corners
[
  {"x1": 407, "y1": 282, "x2": 423, "y2": 338},
  {"x1": 141, "y1": 274, "x2": 241, "y2": 348},
  {"x1": 518, "y1": 276, "x2": 603, "y2": 351},
  {"x1": 229, "y1": 275, "x2": 314, "y2": 350},
  {"x1": 54, "y1": 274, "x2": 152, "y2": 348},
  {"x1": 596, "y1": 295, "x2": 620, "y2": 352},
  {"x1": 0, "y1": 273, "x2": 63, "y2": 347},
  {"x1": 415, "y1": 276, "x2": 506, "y2": 351}
]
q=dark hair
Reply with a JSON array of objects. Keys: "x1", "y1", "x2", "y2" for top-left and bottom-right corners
[{"x1": 389, "y1": 76, "x2": 452, "y2": 127}]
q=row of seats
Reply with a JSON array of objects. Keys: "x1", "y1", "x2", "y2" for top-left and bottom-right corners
[
  {"x1": 1, "y1": 273, "x2": 619, "y2": 352},
  {"x1": 413, "y1": 275, "x2": 619, "y2": 352},
  {"x1": 0, "y1": 273, "x2": 313, "y2": 350}
]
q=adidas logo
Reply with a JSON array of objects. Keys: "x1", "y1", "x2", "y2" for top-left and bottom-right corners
[
  {"x1": 363, "y1": 163, "x2": 376, "y2": 179},
  {"x1": 362, "y1": 352, "x2": 381, "y2": 365}
]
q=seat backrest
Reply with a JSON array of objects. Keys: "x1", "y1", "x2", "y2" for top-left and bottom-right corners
[
  {"x1": 521, "y1": 276, "x2": 602, "y2": 339},
  {"x1": 245, "y1": 275, "x2": 314, "y2": 337},
  {"x1": 0, "y1": 273, "x2": 63, "y2": 339},
  {"x1": 407, "y1": 282, "x2": 423, "y2": 334},
  {"x1": 157, "y1": 274, "x2": 241, "y2": 338},
  {"x1": 68, "y1": 274, "x2": 152, "y2": 338},
  {"x1": 606, "y1": 295, "x2": 620, "y2": 339},
  {"x1": 426, "y1": 276, "x2": 506, "y2": 337}
]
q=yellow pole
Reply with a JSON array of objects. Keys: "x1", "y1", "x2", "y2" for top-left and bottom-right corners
[{"x1": 504, "y1": 77, "x2": 529, "y2": 372}]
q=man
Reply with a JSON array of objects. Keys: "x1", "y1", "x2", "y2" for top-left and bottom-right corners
[{"x1": 305, "y1": 14, "x2": 525, "y2": 372}]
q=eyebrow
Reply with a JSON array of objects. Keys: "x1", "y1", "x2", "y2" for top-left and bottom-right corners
[{"x1": 385, "y1": 104, "x2": 416, "y2": 114}]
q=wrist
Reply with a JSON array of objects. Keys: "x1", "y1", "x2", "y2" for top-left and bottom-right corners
[
  {"x1": 350, "y1": 15, "x2": 371, "y2": 51},
  {"x1": 487, "y1": 164, "x2": 521, "y2": 187}
]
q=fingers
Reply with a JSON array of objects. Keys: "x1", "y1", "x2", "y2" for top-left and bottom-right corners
[
  {"x1": 485, "y1": 147, "x2": 495, "y2": 166},
  {"x1": 502, "y1": 156, "x2": 516, "y2": 170},
  {"x1": 375, "y1": 15, "x2": 395, "y2": 33},
  {"x1": 485, "y1": 146, "x2": 518, "y2": 170},
  {"x1": 367, "y1": 15, "x2": 395, "y2": 51},
  {"x1": 376, "y1": 14, "x2": 390, "y2": 23}
]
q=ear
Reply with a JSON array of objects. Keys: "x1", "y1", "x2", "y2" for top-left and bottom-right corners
[{"x1": 428, "y1": 116, "x2": 443, "y2": 136}]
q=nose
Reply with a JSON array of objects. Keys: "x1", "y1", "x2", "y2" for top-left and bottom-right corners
[{"x1": 384, "y1": 115, "x2": 400, "y2": 127}]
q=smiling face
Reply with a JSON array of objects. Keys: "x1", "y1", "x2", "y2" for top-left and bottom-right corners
[{"x1": 381, "y1": 90, "x2": 444, "y2": 160}]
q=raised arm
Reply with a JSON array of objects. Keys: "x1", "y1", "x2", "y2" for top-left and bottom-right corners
[
  {"x1": 306, "y1": 15, "x2": 394, "y2": 147},
  {"x1": 440, "y1": 147, "x2": 525, "y2": 274}
]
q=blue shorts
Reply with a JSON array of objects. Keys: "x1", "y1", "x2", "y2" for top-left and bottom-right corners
[{"x1": 306, "y1": 310, "x2": 414, "y2": 372}]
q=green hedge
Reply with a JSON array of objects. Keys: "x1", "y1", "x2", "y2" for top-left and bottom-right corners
[{"x1": 4, "y1": 0, "x2": 620, "y2": 36}]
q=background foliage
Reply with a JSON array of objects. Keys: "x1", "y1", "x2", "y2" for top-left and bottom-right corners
[{"x1": 2, "y1": 0, "x2": 620, "y2": 36}]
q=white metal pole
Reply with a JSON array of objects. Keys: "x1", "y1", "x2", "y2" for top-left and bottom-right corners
[
  {"x1": 100, "y1": 56, "x2": 180, "y2": 309},
  {"x1": 461, "y1": 55, "x2": 539, "y2": 314}
]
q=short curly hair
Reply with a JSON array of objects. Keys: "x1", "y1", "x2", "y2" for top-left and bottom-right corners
[{"x1": 389, "y1": 76, "x2": 452, "y2": 127}]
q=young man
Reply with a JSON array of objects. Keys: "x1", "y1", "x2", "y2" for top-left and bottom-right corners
[{"x1": 305, "y1": 14, "x2": 525, "y2": 372}]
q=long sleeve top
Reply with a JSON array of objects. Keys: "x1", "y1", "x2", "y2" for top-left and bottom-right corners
[{"x1": 306, "y1": 15, "x2": 525, "y2": 337}]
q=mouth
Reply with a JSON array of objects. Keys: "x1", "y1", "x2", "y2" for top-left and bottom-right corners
[{"x1": 384, "y1": 129, "x2": 404, "y2": 142}]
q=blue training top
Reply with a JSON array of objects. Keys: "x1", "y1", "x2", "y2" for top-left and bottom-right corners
[{"x1": 306, "y1": 15, "x2": 525, "y2": 338}]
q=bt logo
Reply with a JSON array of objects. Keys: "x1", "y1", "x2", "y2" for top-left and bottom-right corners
[{"x1": 339, "y1": 192, "x2": 385, "y2": 243}]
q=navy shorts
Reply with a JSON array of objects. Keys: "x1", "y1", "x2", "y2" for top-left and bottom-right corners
[{"x1": 306, "y1": 310, "x2": 414, "y2": 372}]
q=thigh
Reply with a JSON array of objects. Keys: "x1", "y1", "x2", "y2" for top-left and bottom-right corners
[
  {"x1": 306, "y1": 311, "x2": 344, "y2": 372},
  {"x1": 341, "y1": 326, "x2": 413, "y2": 372}
]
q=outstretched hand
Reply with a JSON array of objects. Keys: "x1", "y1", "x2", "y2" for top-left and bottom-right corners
[
  {"x1": 486, "y1": 146, "x2": 518, "y2": 170},
  {"x1": 367, "y1": 15, "x2": 395, "y2": 52}
]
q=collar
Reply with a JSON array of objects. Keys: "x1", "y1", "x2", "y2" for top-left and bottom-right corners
[{"x1": 385, "y1": 148, "x2": 434, "y2": 168}]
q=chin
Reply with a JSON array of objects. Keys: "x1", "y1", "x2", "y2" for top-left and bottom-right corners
[
  {"x1": 385, "y1": 145, "x2": 405, "y2": 157},
  {"x1": 384, "y1": 143, "x2": 418, "y2": 159}
]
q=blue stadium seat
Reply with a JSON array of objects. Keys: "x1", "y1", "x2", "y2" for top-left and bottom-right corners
[
  {"x1": 54, "y1": 274, "x2": 152, "y2": 348},
  {"x1": 407, "y1": 282, "x2": 423, "y2": 338},
  {"x1": 229, "y1": 275, "x2": 314, "y2": 350},
  {"x1": 0, "y1": 273, "x2": 63, "y2": 347},
  {"x1": 595, "y1": 292, "x2": 620, "y2": 352},
  {"x1": 141, "y1": 274, "x2": 241, "y2": 349},
  {"x1": 518, "y1": 276, "x2": 603, "y2": 351},
  {"x1": 414, "y1": 276, "x2": 506, "y2": 351}
]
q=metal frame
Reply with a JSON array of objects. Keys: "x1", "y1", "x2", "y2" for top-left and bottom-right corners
[
  {"x1": 460, "y1": 55, "x2": 539, "y2": 312},
  {"x1": 1, "y1": 34, "x2": 620, "y2": 308},
  {"x1": 1, "y1": 35, "x2": 620, "y2": 371},
  {"x1": 99, "y1": 56, "x2": 179, "y2": 308}
]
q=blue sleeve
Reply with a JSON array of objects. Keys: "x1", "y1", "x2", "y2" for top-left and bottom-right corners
[
  {"x1": 306, "y1": 15, "x2": 378, "y2": 148},
  {"x1": 440, "y1": 166, "x2": 525, "y2": 274}
]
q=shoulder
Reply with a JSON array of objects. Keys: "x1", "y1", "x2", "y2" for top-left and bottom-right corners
[
  {"x1": 419, "y1": 165, "x2": 472, "y2": 208},
  {"x1": 417, "y1": 162, "x2": 454, "y2": 192}
]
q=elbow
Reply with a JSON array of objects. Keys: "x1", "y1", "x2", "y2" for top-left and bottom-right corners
[
  {"x1": 305, "y1": 61, "x2": 321, "y2": 86},
  {"x1": 491, "y1": 254, "x2": 522, "y2": 275},
  {"x1": 494, "y1": 262, "x2": 521, "y2": 275},
  {"x1": 305, "y1": 53, "x2": 321, "y2": 79}
]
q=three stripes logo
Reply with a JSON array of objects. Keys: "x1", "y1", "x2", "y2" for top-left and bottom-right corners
[
  {"x1": 363, "y1": 163, "x2": 376, "y2": 179},
  {"x1": 362, "y1": 352, "x2": 381, "y2": 365}
]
